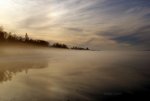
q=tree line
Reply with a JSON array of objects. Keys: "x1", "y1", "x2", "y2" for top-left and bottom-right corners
[
  {"x1": 0, "y1": 27, "x2": 49, "y2": 47},
  {"x1": 0, "y1": 26, "x2": 89, "y2": 50}
]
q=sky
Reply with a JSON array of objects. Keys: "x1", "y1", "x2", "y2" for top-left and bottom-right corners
[{"x1": 0, "y1": 0, "x2": 150, "y2": 50}]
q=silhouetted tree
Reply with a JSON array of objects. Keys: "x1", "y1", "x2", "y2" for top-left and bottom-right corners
[
  {"x1": 25, "y1": 33, "x2": 29, "y2": 41},
  {"x1": 0, "y1": 26, "x2": 90, "y2": 50},
  {"x1": 0, "y1": 27, "x2": 50, "y2": 47},
  {"x1": 52, "y1": 43, "x2": 68, "y2": 49},
  {"x1": 71, "y1": 46, "x2": 90, "y2": 50},
  {"x1": 0, "y1": 26, "x2": 5, "y2": 41}
]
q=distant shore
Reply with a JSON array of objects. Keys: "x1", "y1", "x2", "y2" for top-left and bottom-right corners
[{"x1": 0, "y1": 27, "x2": 90, "y2": 50}]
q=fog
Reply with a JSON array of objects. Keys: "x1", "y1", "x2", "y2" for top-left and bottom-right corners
[{"x1": 0, "y1": 48, "x2": 150, "y2": 101}]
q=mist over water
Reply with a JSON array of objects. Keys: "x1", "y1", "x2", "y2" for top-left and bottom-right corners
[{"x1": 0, "y1": 48, "x2": 150, "y2": 101}]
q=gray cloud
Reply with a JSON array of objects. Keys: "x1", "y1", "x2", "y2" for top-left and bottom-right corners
[
  {"x1": 66, "y1": 27, "x2": 83, "y2": 32},
  {"x1": 0, "y1": 0, "x2": 150, "y2": 50}
]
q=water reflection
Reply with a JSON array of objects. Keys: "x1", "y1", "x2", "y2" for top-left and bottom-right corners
[
  {"x1": 0, "y1": 53, "x2": 48, "y2": 83},
  {"x1": 0, "y1": 50, "x2": 150, "y2": 101}
]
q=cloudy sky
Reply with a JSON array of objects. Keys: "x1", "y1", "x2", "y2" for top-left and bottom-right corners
[{"x1": 0, "y1": 0, "x2": 150, "y2": 50}]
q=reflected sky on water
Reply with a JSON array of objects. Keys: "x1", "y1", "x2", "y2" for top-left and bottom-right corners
[{"x1": 0, "y1": 49, "x2": 150, "y2": 101}]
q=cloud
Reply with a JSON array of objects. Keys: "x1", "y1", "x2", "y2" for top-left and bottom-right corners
[
  {"x1": 98, "y1": 23, "x2": 150, "y2": 50},
  {"x1": 65, "y1": 27, "x2": 83, "y2": 32},
  {"x1": 0, "y1": 0, "x2": 150, "y2": 50}
]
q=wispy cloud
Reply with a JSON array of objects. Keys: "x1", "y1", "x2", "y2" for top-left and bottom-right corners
[{"x1": 0, "y1": 0, "x2": 150, "y2": 50}]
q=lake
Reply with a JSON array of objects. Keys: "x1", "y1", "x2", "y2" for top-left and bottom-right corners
[{"x1": 0, "y1": 48, "x2": 150, "y2": 101}]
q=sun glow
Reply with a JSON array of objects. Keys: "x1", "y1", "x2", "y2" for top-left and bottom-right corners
[
  {"x1": 48, "y1": 10, "x2": 68, "y2": 18},
  {"x1": 0, "y1": 0, "x2": 12, "y2": 7}
]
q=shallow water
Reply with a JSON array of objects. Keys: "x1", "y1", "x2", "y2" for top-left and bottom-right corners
[{"x1": 0, "y1": 49, "x2": 150, "y2": 101}]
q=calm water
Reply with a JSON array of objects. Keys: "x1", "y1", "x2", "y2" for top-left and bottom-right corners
[{"x1": 0, "y1": 48, "x2": 150, "y2": 101}]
